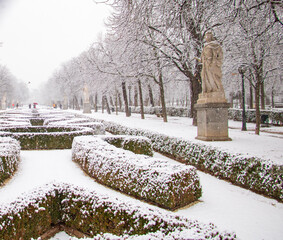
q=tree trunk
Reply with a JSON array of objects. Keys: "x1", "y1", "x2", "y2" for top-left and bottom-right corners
[
  {"x1": 118, "y1": 92, "x2": 122, "y2": 111},
  {"x1": 74, "y1": 96, "x2": 80, "y2": 110},
  {"x1": 260, "y1": 80, "x2": 265, "y2": 109},
  {"x1": 158, "y1": 71, "x2": 167, "y2": 122},
  {"x1": 128, "y1": 85, "x2": 132, "y2": 106},
  {"x1": 122, "y1": 81, "x2": 130, "y2": 117},
  {"x1": 115, "y1": 90, "x2": 118, "y2": 115},
  {"x1": 138, "y1": 79, "x2": 145, "y2": 119},
  {"x1": 271, "y1": 87, "x2": 275, "y2": 108},
  {"x1": 190, "y1": 76, "x2": 202, "y2": 126},
  {"x1": 148, "y1": 84, "x2": 154, "y2": 107},
  {"x1": 89, "y1": 95, "x2": 94, "y2": 109},
  {"x1": 104, "y1": 95, "x2": 111, "y2": 114},
  {"x1": 94, "y1": 93, "x2": 98, "y2": 112},
  {"x1": 134, "y1": 86, "x2": 138, "y2": 107},
  {"x1": 249, "y1": 82, "x2": 253, "y2": 109},
  {"x1": 144, "y1": 98, "x2": 149, "y2": 106},
  {"x1": 255, "y1": 82, "x2": 260, "y2": 135},
  {"x1": 186, "y1": 94, "x2": 189, "y2": 107},
  {"x1": 109, "y1": 96, "x2": 114, "y2": 108},
  {"x1": 101, "y1": 95, "x2": 104, "y2": 113}
]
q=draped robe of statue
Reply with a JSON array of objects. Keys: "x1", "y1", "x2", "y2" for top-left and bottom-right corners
[
  {"x1": 82, "y1": 84, "x2": 91, "y2": 113},
  {"x1": 83, "y1": 84, "x2": 89, "y2": 103},
  {"x1": 197, "y1": 32, "x2": 227, "y2": 104},
  {"x1": 201, "y1": 39, "x2": 224, "y2": 93}
]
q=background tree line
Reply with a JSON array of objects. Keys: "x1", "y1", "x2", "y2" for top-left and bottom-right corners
[{"x1": 0, "y1": 64, "x2": 29, "y2": 108}]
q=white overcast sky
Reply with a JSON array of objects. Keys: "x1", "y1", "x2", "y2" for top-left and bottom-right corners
[{"x1": 0, "y1": 0, "x2": 111, "y2": 90}]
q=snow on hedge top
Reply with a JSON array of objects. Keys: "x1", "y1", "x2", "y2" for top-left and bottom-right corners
[
  {"x1": 43, "y1": 116, "x2": 85, "y2": 125},
  {"x1": 0, "y1": 137, "x2": 20, "y2": 156},
  {"x1": 0, "y1": 126, "x2": 94, "y2": 136},
  {"x1": 73, "y1": 136, "x2": 196, "y2": 175},
  {"x1": 0, "y1": 119, "x2": 31, "y2": 127},
  {"x1": 101, "y1": 135, "x2": 152, "y2": 144}
]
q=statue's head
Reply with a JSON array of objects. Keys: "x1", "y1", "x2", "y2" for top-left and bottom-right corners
[{"x1": 204, "y1": 32, "x2": 214, "y2": 42}]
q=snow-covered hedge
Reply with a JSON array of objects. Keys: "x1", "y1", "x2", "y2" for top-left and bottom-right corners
[
  {"x1": 269, "y1": 110, "x2": 283, "y2": 125},
  {"x1": 43, "y1": 116, "x2": 84, "y2": 126},
  {"x1": 0, "y1": 137, "x2": 21, "y2": 186},
  {"x1": 100, "y1": 135, "x2": 153, "y2": 156},
  {"x1": 29, "y1": 118, "x2": 45, "y2": 126},
  {"x1": 229, "y1": 108, "x2": 283, "y2": 125},
  {"x1": 99, "y1": 120, "x2": 283, "y2": 202},
  {"x1": 72, "y1": 136, "x2": 202, "y2": 210},
  {"x1": 0, "y1": 119, "x2": 31, "y2": 127},
  {"x1": 127, "y1": 106, "x2": 190, "y2": 117},
  {"x1": 0, "y1": 126, "x2": 95, "y2": 150},
  {"x1": 0, "y1": 182, "x2": 236, "y2": 240},
  {"x1": 1, "y1": 110, "x2": 77, "y2": 127},
  {"x1": 119, "y1": 106, "x2": 283, "y2": 124},
  {"x1": 46, "y1": 118, "x2": 105, "y2": 135}
]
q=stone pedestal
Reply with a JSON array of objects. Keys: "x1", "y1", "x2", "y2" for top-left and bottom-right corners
[
  {"x1": 195, "y1": 94, "x2": 231, "y2": 141},
  {"x1": 63, "y1": 95, "x2": 68, "y2": 110},
  {"x1": 83, "y1": 102, "x2": 91, "y2": 114},
  {"x1": 1, "y1": 102, "x2": 6, "y2": 110}
]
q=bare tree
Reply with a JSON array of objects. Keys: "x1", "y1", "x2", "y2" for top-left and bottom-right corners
[{"x1": 226, "y1": 0, "x2": 282, "y2": 134}]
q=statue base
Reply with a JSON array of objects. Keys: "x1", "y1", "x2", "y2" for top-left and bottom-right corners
[
  {"x1": 197, "y1": 91, "x2": 227, "y2": 104},
  {"x1": 83, "y1": 102, "x2": 91, "y2": 114},
  {"x1": 195, "y1": 101, "x2": 231, "y2": 141}
]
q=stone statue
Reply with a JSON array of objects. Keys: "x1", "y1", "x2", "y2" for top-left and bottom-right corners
[
  {"x1": 195, "y1": 32, "x2": 231, "y2": 141},
  {"x1": 200, "y1": 32, "x2": 224, "y2": 93},
  {"x1": 63, "y1": 94, "x2": 68, "y2": 110},
  {"x1": 82, "y1": 84, "x2": 91, "y2": 113},
  {"x1": 1, "y1": 93, "x2": 6, "y2": 109},
  {"x1": 83, "y1": 84, "x2": 89, "y2": 103}
]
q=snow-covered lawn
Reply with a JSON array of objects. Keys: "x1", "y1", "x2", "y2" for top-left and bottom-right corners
[{"x1": 1, "y1": 108, "x2": 282, "y2": 239}]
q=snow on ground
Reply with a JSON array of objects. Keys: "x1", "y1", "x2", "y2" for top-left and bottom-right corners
[
  {"x1": 51, "y1": 232, "x2": 72, "y2": 240},
  {"x1": 76, "y1": 110, "x2": 283, "y2": 164},
  {"x1": 0, "y1": 149, "x2": 282, "y2": 240},
  {"x1": 1, "y1": 108, "x2": 283, "y2": 239}
]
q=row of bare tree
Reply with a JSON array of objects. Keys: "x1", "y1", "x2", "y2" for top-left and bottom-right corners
[
  {"x1": 41, "y1": 0, "x2": 282, "y2": 134},
  {"x1": 0, "y1": 65, "x2": 29, "y2": 108}
]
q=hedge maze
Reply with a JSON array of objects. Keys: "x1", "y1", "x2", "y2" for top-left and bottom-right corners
[{"x1": 0, "y1": 109, "x2": 220, "y2": 239}]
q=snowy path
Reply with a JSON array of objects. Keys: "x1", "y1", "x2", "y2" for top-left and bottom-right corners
[
  {"x1": 0, "y1": 150, "x2": 136, "y2": 204},
  {"x1": 0, "y1": 150, "x2": 282, "y2": 239}
]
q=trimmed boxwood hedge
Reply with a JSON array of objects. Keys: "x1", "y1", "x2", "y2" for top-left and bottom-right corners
[
  {"x1": 46, "y1": 118, "x2": 106, "y2": 135},
  {"x1": 101, "y1": 135, "x2": 153, "y2": 156},
  {"x1": 0, "y1": 182, "x2": 236, "y2": 240},
  {"x1": 0, "y1": 137, "x2": 21, "y2": 186},
  {"x1": 91, "y1": 119, "x2": 283, "y2": 202},
  {"x1": 72, "y1": 136, "x2": 202, "y2": 210},
  {"x1": 29, "y1": 118, "x2": 44, "y2": 126},
  {"x1": 43, "y1": 116, "x2": 86, "y2": 126},
  {"x1": 117, "y1": 106, "x2": 283, "y2": 124},
  {"x1": 0, "y1": 126, "x2": 95, "y2": 150},
  {"x1": 229, "y1": 108, "x2": 283, "y2": 125}
]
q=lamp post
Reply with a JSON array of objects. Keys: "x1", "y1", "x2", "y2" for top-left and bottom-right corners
[{"x1": 238, "y1": 65, "x2": 247, "y2": 131}]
